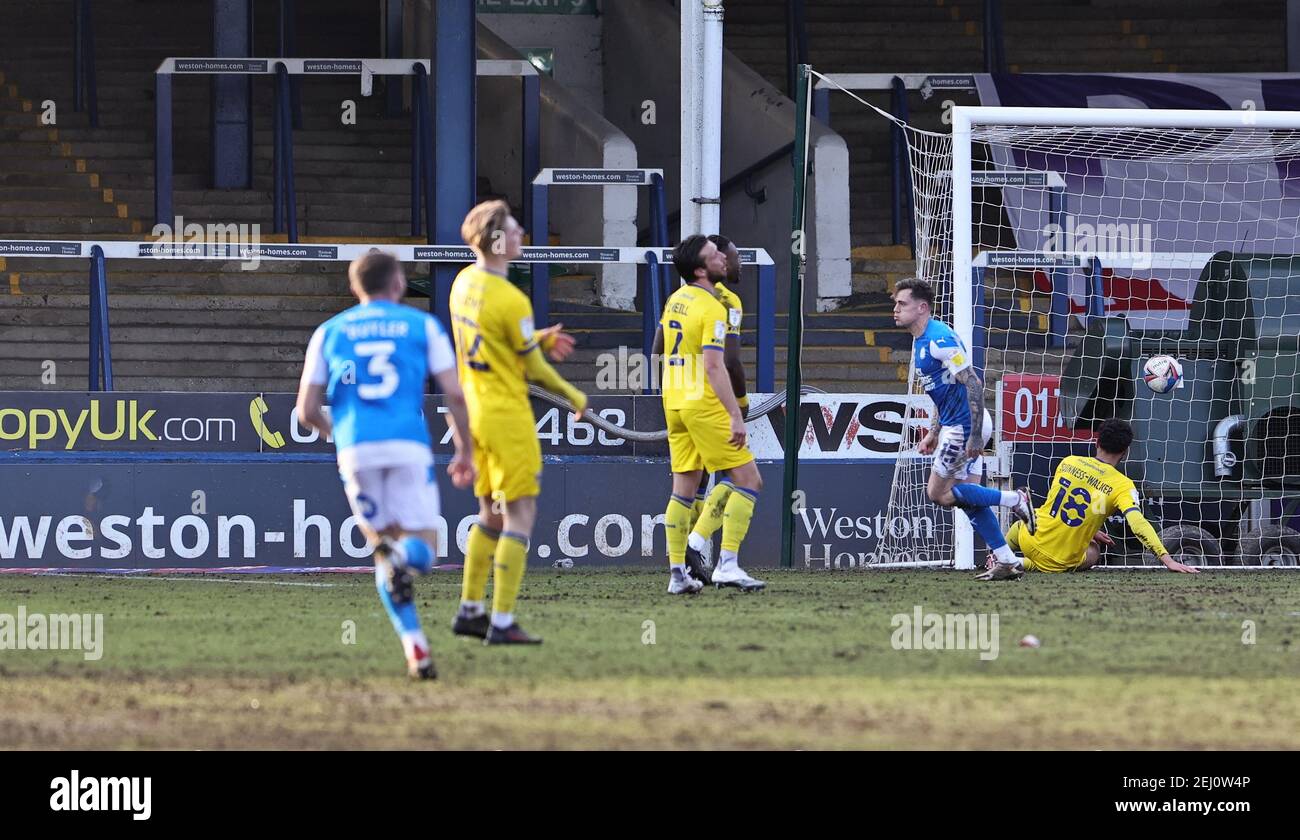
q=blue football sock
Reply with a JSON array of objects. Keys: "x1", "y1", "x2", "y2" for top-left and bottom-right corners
[
  {"x1": 967, "y1": 506, "x2": 1008, "y2": 551},
  {"x1": 950, "y1": 483, "x2": 1004, "y2": 510},
  {"x1": 374, "y1": 565, "x2": 422, "y2": 636},
  {"x1": 399, "y1": 536, "x2": 433, "y2": 574}
]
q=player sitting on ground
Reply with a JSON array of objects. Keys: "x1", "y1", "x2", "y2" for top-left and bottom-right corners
[
  {"x1": 296, "y1": 250, "x2": 475, "y2": 680},
  {"x1": 448, "y1": 200, "x2": 587, "y2": 645},
  {"x1": 891, "y1": 278, "x2": 1037, "y2": 564},
  {"x1": 651, "y1": 233, "x2": 749, "y2": 585},
  {"x1": 660, "y1": 235, "x2": 765, "y2": 593},
  {"x1": 978, "y1": 417, "x2": 1200, "y2": 579}
]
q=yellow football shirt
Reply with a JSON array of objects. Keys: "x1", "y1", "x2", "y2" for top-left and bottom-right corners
[
  {"x1": 448, "y1": 265, "x2": 537, "y2": 425},
  {"x1": 660, "y1": 283, "x2": 728, "y2": 411},
  {"x1": 715, "y1": 281, "x2": 743, "y2": 339},
  {"x1": 1028, "y1": 455, "x2": 1143, "y2": 564}
]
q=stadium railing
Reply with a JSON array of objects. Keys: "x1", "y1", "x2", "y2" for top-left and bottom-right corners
[
  {"x1": 153, "y1": 58, "x2": 541, "y2": 243},
  {"x1": 528, "y1": 168, "x2": 672, "y2": 333},
  {"x1": 0, "y1": 240, "x2": 776, "y2": 394},
  {"x1": 983, "y1": 0, "x2": 1006, "y2": 74},
  {"x1": 72, "y1": 0, "x2": 98, "y2": 128}
]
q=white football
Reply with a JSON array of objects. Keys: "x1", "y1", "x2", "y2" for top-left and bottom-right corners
[{"x1": 1143, "y1": 355, "x2": 1183, "y2": 394}]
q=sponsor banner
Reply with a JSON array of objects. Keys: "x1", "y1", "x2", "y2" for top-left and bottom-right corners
[
  {"x1": 0, "y1": 241, "x2": 81, "y2": 256},
  {"x1": 172, "y1": 59, "x2": 268, "y2": 73},
  {"x1": 549, "y1": 169, "x2": 650, "y2": 184},
  {"x1": 919, "y1": 74, "x2": 978, "y2": 98},
  {"x1": 477, "y1": 0, "x2": 598, "y2": 14},
  {"x1": 0, "y1": 461, "x2": 926, "y2": 568},
  {"x1": 302, "y1": 60, "x2": 363, "y2": 73},
  {"x1": 0, "y1": 392, "x2": 931, "y2": 459},
  {"x1": 972, "y1": 172, "x2": 1048, "y2": 187},
  {"x1": 998, "y1": 375, "x2": 1093, "y2": 443}
]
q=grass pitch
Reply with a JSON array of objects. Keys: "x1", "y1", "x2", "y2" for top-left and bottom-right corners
[{"x1": 1, "y1": 568, "x2": 1298, "y2": 749}]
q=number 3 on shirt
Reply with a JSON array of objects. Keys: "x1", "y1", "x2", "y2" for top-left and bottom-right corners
[{"x1": 354, "y1": 340, "x2": 399, "y2": 400}]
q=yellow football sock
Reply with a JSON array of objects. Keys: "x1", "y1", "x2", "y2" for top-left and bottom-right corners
[
  {"x1": 461, "y1": 523, "x2": 499, "y2": 604},
  {"x1": 491, "y1": 531, "x2": 529, "y2": 617},
  {"x1": 691, "y1": 480, "x2": 733, "y2": 541},
  {"x1": 721, "y1": 487, "x2": 758, "y2": 553},
  {"x1": 689, "y1": 496, "x2": 705, "y2": 532},
  {"x1": 665, "y1": 494, "x2": 693, "y2": 566}
]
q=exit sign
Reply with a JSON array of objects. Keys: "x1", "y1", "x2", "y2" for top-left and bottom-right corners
[{"x1": 477, "y1": 0, "x2": 598, "y2": 14}]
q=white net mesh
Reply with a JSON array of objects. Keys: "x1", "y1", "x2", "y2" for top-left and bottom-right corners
[
  {"x1": 904, "y1": 115, "x2": 1300, "y2": 568},
  {"x1": 810, "y1": 73, "x2": 1300, "y2": 569}
]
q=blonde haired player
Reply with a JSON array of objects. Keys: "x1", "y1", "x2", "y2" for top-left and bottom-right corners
[
  {"x1": 660, "y1": 235, "x2": 765, "y2": 593},
  {"x1": 979, "y1": 417, "x2": 1199, "y2": 579},
  {"x1": 448, "y1": 200, "x2": 588, "y2": 644}
]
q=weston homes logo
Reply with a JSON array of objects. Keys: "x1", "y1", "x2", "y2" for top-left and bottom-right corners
[{"x1": 50, "y1": 771, "x2": 151, "y2": 820}]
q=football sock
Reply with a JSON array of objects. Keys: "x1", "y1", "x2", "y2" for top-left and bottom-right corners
[
  {"x1": 398, "y1": 536, "x2": 433, "y2": 575},
  {"x1": 991, "y1": 543, "x2": 1018, "y2": 565},
  {"x1": 967, "y1": 506, "x2": 1009, "y2": 550},
  {"x1": 461, "y1": 523, "x2": 499, "y2": 606},
  {"x1": 375, "y1": 563, "x2": 422, "y2": 638},
  {"x1": 665, "y1": 494, "x2": 693, "y2": 567},
  {"x1": 691, "y1": 480, "x2": 733, "y2": 546},
  {"x1": 718, "y1": 548, "x2": 738, "y2": 569},
  {"x1": 720, "y1": 486, "x2": 758, "y2": 554},
  {"x1": 490, "y1": 612, "x2": 514, "y2": 631},
  {"x1": 491, "y1": 531, "x2": 529, "y2": 621},
  {"x1": 689, "y1": 493, "x2": 707, "y2": 532},
  {"x1": 950, "y1": 483, "x2": 1010, "y2": 509}
]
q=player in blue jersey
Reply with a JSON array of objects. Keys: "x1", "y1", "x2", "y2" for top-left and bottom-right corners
[
  {"x1": 296, "y1": 251, "x2": 474, "y2": 679},
  {"x1": 891, "y1": 278, "x2": 1036, "y2": 572}
]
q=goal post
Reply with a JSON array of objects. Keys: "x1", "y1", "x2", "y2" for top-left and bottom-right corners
[{"x1": 927, "y1": 104, "x2": 1300, "y2": 569}]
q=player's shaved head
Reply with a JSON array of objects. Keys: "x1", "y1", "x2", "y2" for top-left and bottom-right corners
[
  {"x1": 462, "y1": 199, "x2": 513, "y2": 256},
  {"x1": 708, "y1": 234, "x2": 741, "y2": 283},
  {"x1": 349, "y1": 250, "x2": 402, "y2": 297}
]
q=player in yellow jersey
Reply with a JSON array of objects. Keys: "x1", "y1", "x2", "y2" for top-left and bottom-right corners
[
  {"x1": 652, "y1": 233, "x2": 749, "y2": 585},
  {"x1": 448, "y1": 200, "x2": 589, "y2": 643},
  {"x1": 978, "y1": 418, "x2": 1200, "y2": 579},
  {"x1": 660, "y1": 235, "x2": 765, "y2": 593}
]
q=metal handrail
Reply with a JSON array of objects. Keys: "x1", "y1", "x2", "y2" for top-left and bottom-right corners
[
  {"x1": 87, "y1": 245, "x2": 112, "y2": 391},
  {"x1": 984, "y1": 0, "x2": 1007, "y2": 74},
  {"x1": 411, "y1": 65, "x2": 435, "y2": 241},
  {"x1": 272, "y1": 62, "x2": 299, "y2": 241},
  {"x1": 890, "y1": 77, "x2": 917, "y2": 255},
  {"x1": 73, "y1": 0, "x2": 99, "y2": 127}
]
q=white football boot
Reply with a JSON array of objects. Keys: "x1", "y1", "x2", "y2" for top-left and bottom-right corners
[{"x1": 712, "y1": 560, "x2": 766, "y2": 592}]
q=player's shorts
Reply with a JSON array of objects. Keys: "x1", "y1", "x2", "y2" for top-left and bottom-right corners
[
  {"x1": 472, "y1": 415, "x2": 542, "y2": 502},
  {"x1": 1006, "y1": 520, "x2": 1085, "y2": 573},
  {"x1": 342, "y1": 462, "x2": 441, "y2": 533},
  {"x1": 932, "y1": 409, "x2": 994, "y2": 480},
  {"x1": 666, "y1": 403, "x2": 755, "y2": 474}
]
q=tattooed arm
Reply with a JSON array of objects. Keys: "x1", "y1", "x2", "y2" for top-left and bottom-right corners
[{"x1": 954, "y1": 366, "x2": 986, "y2": 460}]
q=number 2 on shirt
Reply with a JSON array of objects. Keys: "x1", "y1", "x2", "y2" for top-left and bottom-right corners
[{"x1": 666, "y1": 319, "x2": 684, "y2": 366}]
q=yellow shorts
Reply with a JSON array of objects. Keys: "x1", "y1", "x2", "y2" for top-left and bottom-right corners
[
  {"x1": 665, "y1": 404, "x2": 755, "y2": 474},
  {"x1": 471, "y1": 416, "x2": 542, "y2": 502},
  {"x1": 1007, "y1": 521, "x2": 1085, "y2": 573}
]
